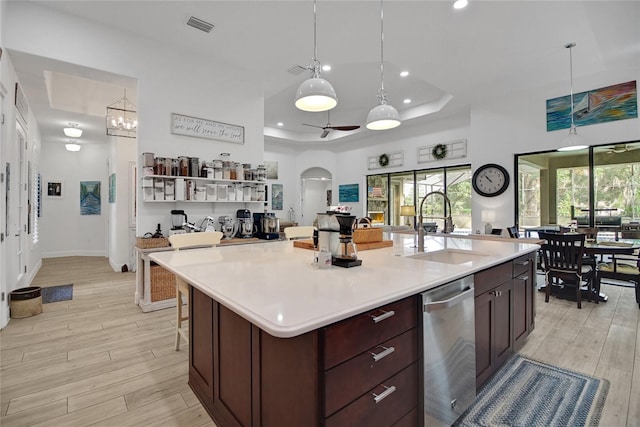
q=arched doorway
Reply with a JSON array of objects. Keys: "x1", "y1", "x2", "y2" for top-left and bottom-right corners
[{"x1": 300, "y1": 167, "x2": 332, "y2": 226}]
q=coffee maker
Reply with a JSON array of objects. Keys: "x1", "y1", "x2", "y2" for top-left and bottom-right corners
[
  {"x1": 332, "y1": 214, "x2": 362, "y2": 268},
  {"x1": 253, "y1": 212, "x2": 280, "y2": 240},
  {"x1": 236, "y1": 209, "x2": 253, "y2": 238}
]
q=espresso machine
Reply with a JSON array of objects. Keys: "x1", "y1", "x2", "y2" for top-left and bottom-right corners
[
  {"x1": 333, "y1": 214, "x2": 361, "y2": 268},
  {"x1": 236, "y1": 209, "x2": 253, "y2": 238},
  {"x1": 253, "y1": 212, "x2": 280, "y2": 240}
]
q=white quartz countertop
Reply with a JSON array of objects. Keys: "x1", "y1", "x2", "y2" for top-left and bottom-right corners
[{"x1": 149, "y1": 234, "x2": 538, "y2": 338}]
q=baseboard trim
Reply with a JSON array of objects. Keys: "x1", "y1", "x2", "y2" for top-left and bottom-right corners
[{"x1": 42, "y1": 250, "x2": 107, "y2": 258}]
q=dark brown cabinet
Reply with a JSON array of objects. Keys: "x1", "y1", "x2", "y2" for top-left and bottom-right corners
[
  {"x1": 190, "y1": 289, "x2": 418, "y2": 427},
  {"x1": 474, "y1": 253, "x2": 535, "y2": 388}
]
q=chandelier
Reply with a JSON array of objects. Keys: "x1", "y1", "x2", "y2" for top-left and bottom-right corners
[{"x1": 106, "y1": 90, "x2": 137, "y2": 138}]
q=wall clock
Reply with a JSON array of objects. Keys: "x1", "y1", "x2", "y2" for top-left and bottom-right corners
[{"x1": 472, "y1": 163, "x2": 510, "y2": 197}]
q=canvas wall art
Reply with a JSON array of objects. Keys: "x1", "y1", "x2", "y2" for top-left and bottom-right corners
[
  {"x1": 339, "y1": 184, "x2": 359, "y2": 203},
  {"x1": 265, "y1": 160, "x2": 278, "y2": 180},
  {"x1": 80, "y1": 181, "x2": 101, "y2": 215},
  {"x1": 46, "y1": 180, "x2": 63, "y2": 198},
  {"x1": 109, "y1": 173, "x2": 116, "y2": 203},
  {"x1": 271, "y1": 183, "x2": 283, "y2": 210},
  {"x1": 546, "y1": 80, "x2": 637, "y2": 131}
]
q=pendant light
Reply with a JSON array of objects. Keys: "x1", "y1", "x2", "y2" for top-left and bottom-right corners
[
  {"x1": 106, "y1": 89, "x2": 137, "y2": 138},
  {"x1": 366, "y1": 0, "x2": 401, "y2": 131},
  {"x1": 557, "y1": 42, "x2": 588, "y2": 152},
  {"x1": 63, "y1": 122, "x2": 83, "y2": 138},
  {"x1": 294, "y1": 0, "x2": 337, "y2": 112},
  {"x1": 65, "y1": 140, "x2": 81, "y2": 152}
]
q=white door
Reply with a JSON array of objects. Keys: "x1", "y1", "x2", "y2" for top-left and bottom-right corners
[{"x1": 15, "y1": 123, "x2": 26, "y2": 286}]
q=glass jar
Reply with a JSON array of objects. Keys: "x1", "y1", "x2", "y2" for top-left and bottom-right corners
[
  {"x1": 154, "y1": 157, "x2": 166, "y2": 175},
  {"x1": 227, "y1": 184, "x2": 236, "y2": 201},
  {"x1": 235, "y1": 163, "x2": 245, "y2": 181},
  {"x1": 257, "y1": 165, "x2": 266, "y2": 181},
  {"x1": 243, "y1": 185, "x2": 252, "y2": 201},
  {"x1": 243, "y1": 164, "x2": 252, "y2": 181},
  {"x1": 171, "y1": 158, "x2": 179, "y2": 176},
  {"x1": 256, "y1": 185, "x2": 266, "y2": 201},
  {"x1": 189, "y1": 157, "x2": 200, "y2": 177},
  {"x1": 179, "y1": 157, "x2": 190, "y2": 176},
  {"x1": 222, "y1": 161, "x2": 231, "y2": 180},
  {"x1": 213, "y1": 160, "x2": 223, "y2": 179},
  {"x1": 230, "y1": 162, "x2": 237, "y2": 180}
]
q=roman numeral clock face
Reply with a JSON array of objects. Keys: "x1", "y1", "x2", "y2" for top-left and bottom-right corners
[{"x1": 472, "y1": 164, "x2": 510, "y2": 197}]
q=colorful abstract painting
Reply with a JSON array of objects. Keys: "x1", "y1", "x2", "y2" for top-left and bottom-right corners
[
  {"x1": 80, "y1": 181, "x2": 101, "y2": 215},
  {"x1": 546, "y1": 80, "x2": 637, "y2": 131},
  {"x1": 339, "y1": 184, "x2": 359, "y2": 203}
]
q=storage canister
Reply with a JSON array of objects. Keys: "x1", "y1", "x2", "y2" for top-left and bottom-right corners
[
  {"x1": 230, "y1": 162, "x2": 237, "y2": 180},
  {"x1": 189, "y1": 157, "x2": 200, "y2": 177},
  {"x1": 243, "y1": 185, "x2": 252, "y2": 201},
  {"x1": 257, "y1": 165, "x2": 266, "y2": 181},
  {"x1": 235, "y1": 183, "x2": 243, "y2": 201},
  {"x1": 179, "y1": 157, "x2": 190, "y2": 176},
  {"x1": 217, "y1": 184, "x2": 228, "y2": 201},
  {"x1": 206, "y1": 184, "x2": 217, "y2": 201},
  {"x1": 222, "y1": 161, "x2": 231, "y2": 180},
  {"x1": 227, "y1": 185, "x2": 236, "y2": 201},
  {"x1": 235, "y1": 163, "x2": 245, "y2": 181},
  {"x1": 171, "y1": 158, "x2": 179, "y2": 176},
  {"x1": 244, "y1": 166, "x2": 253, "y2": 181},
  {"x1": 154, "y1": 157, "x2": 166, "y2": 175},
  {"x1": 142, "y1": 152, "x2": 155, "y2": 167},
  {"x1": 256, "y1": 185, "x2": 266, "y2": 201},
  {"x1": 213, "y1": 160, "x2": 223, "y2": 179}
]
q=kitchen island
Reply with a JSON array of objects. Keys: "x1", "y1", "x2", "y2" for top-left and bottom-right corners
[{"x1": 150, "y1": 234, "x2": 538, "y2": 426}]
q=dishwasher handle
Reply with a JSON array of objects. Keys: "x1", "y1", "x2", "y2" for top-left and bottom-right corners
[{"x1": 423, "y1": 286, "x2": 474, "y2": 313}]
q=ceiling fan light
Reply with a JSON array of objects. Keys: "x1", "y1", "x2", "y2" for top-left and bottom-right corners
[
  {"x1": 366, "y1": 103, "x2": 401, "y2": 130},
  {"x1": 294, "y1": 77, "x2": 338, "y2": 112},
  {"x1": 65, "y1": 143, "x2": 81, "y2": 152}
]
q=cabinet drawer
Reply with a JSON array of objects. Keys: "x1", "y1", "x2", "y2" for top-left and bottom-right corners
[
  {"x1": 325, "y1": 363, "x2": 418, "y2": 427},
  {"x1": 323, "y1": 296, "x2": 417, "y2": 369},
  {"x1": 512, "y1": 253, "x2": 532, "y2": 277},
  {"x1": 324, "y1": 328, "x2": 418, "y2": 417},
  {"x1": 475, "y1": 261, "x2": 511, "y2": 295}
]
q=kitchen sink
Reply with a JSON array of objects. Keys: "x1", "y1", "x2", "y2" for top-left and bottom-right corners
[{"x1": 408, "y1": 249, "x2": 489, "y2": 265}]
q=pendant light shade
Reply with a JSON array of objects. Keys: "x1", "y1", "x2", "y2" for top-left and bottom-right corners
[
  {"x1": 295, "y1": 75, "x2": 337, "y2": 112},
  {"x1": 294, "y1": 0, "x2": 337, "y2": 112},
  {"x1": 366, "y1": 103, "x2": 401, "y2": 130},
  {"x1": 557, "y1": 42, "x2": 588, "y2": 152},
  {"x1": 106, "y1": 89, "x2": 137, "y2": 138},
  {"x1": 367, "y1": 0, "x2": 401, "y2": 131}
]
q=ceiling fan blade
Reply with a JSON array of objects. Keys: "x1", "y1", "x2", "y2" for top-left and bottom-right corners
[
  {"x1": 302, "y1": 123, "x2": 323, "y2": 129},
  {"x1": 320, "y1": 129, "x2": 331, "y2": 138},
  {"x1": 328, "y1": 125, "x2": 360, "y2": 131}
]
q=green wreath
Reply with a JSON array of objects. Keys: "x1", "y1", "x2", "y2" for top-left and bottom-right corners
[
  {"x1": 378, "y1": 153, "x2": 390, "y2": 167},
  {"x1": 432, "y1": 144, "x2": 448, "y2": 160}
]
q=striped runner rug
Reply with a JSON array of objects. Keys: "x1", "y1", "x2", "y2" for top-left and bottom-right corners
[{"x1": 455, "y1": 354, "x2": 609, "y2": 426}]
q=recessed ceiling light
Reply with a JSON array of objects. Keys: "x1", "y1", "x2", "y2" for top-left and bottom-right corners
[
  {"x1": 400, "y1": 71, "x2": 409, "y2": 77},
  {"x1": 322, "y1": 64, "x2": 331, "y2": 71},
  {"x1": 403, "y1": 99, "x2": 412, "y2": 104},
  {"x1": 453, "y1": 0, "x2": 468, "y2": 9},
  {"x1": 277, "y1": 122, "x2": 284, "y2": 127}
]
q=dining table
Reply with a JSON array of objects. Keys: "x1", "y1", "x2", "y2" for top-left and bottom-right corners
[{"x1": 580, "y1": 239, "x2": 639, "y2": 302}]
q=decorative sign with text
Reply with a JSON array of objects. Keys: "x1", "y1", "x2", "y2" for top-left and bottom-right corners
[{"x1": 171, "y1": 113, "x2": 244, "y2": 144}]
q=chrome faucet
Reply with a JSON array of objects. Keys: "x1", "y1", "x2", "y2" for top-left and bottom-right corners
[{"x1": 417, "y1": 190, "x2": 455, "y2": 252}]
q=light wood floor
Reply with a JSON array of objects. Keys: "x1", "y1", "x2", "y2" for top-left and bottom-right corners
[{"x1": 1, "y1": 257, "x2": 638, "y2": 426}]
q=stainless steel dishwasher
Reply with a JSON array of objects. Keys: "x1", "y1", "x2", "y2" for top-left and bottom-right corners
[{"x1": 422, "y1": 275, "x2": 476, "y2": 426}]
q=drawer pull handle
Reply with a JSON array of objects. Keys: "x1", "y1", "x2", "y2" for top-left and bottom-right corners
[
  {"x1": 372, "y1": 385, "x2": 396, "y2": 404},
  {"x1": 371, "y1": 346, "x2": 395, "y2": 362},
  {"x1": 370, "y1": 310, "x2": 395, "y2": 323},
  {"x1": 515, "y1": 260, "x2": 530, "y2": 266}
]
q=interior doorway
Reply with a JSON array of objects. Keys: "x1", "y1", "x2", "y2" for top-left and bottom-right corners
[{"x1": 300, "y1": 167, "x2": 332, "y2": 226}]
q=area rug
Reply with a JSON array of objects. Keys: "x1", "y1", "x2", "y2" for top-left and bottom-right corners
[
  {"x1": 455, "y1": 354, "x2": 609, "y2": 427},
  {"x1": 41, "y1": 284, "x2": 73, "y2": 303}
]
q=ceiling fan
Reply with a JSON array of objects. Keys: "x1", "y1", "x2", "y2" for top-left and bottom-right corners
[
  {"x1": 605, "y1": 144, "x2": 640, "y2": 154},
  {"x1": 302, "y1": 111, "x2": 360, "y2": 138}
]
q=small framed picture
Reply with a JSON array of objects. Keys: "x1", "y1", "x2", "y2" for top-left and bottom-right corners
[{"x1": 46, "y1": 180, "x2": 63, "y2": 198}]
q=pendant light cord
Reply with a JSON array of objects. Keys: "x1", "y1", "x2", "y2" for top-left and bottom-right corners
[
  {"x1": 310, "y1": 0, "x2": 321, "y2": 77},
  {"x1": 566, "y1": 42, "x2": 576, "y2": 129},
  {"x1": 378, "y1": 0, "x2": 387, "y2": 102}
]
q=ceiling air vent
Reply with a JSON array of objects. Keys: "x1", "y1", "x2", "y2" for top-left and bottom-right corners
[
  {"x1": 187, "y1": 16, "x2": 214, "y2": 33},
  {"x1": 287, "y1": 65, "x2": 307, "y2": 76}
]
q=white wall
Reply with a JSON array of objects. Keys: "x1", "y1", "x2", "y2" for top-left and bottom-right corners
[
  {"x1": 108, "y1": 137, "x2": 136, "y2": 271},
  {"x1": 5, "y1": 1, "x2": 264, "y2": 241},
  {"x1": 39, "y1": 142, "x2": 109, "y2": 257}
]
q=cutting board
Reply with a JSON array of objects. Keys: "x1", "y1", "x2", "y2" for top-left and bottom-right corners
[{"x1": 293, "y1": 239, "x2": 393, "y2": 251}]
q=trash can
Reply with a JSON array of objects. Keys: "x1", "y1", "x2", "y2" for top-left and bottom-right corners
[{"x1": 10, "y1": 287, "x2": 43, "y2": 318}]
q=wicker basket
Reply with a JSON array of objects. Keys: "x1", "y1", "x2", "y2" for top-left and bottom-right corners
[
  {"x1": 353, "y1": 223, "x2": 383, "y2": 244},
  {"x1": 136, "y1": 237, "x2": 170, "y2": 249},
  {"x1": 150, "y1": 264, "x2": 176, "y2": 302}
]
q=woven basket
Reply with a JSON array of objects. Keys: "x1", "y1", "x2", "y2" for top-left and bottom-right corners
[
  {"x1": 150, "y1": 264, "x2": 176, "y2": 302},
  {"x1": 353, "y1": 219, "x2": 383, "y2": 243},
  {"x1": 136, "y1": 237, "x2": 170, "y2": 249}
]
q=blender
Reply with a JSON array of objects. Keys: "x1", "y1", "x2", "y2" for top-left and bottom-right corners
[
  {"x1": 332, "y1": 214, "x2": 362, "y2": 268},
  {"x1": 236, "y1": 209, "x2": 253, "y2": 238},
  {"x1": 170, "y1": 210, "x2": 188, "y2": 235}
]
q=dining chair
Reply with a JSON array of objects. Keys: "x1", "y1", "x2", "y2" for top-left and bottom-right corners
[
  {"x1": 596, "y1": 253, "x2": 640, "y2": 309},
  {"x1": 576, "y1": 227, "x2": 600, "y2": 266},
  {"x1": 283, "y1": 226, "x2": 315, "y2": 240},
  {"x1": 168, "y1": 231, "x2": 223, "y2": 350},
  {"x1": 538, "y1": 232, "x2": 594, "y2": 309},
  {"x1": 507, "y1": 226, "x2": 520, "y2": 238}
]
